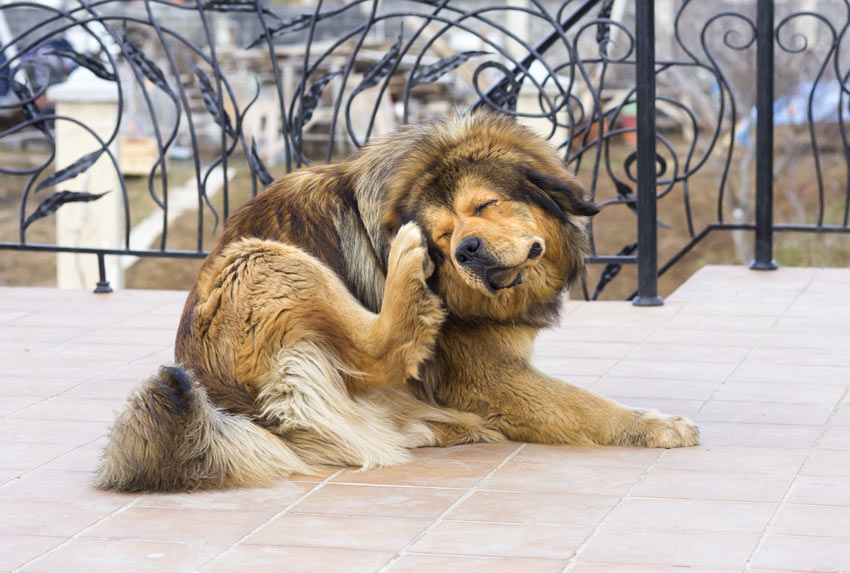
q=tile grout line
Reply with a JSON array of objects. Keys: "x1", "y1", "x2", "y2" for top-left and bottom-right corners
[
  {"x1": 742, "y1": 381, "x2": 850, "y2": 571},
  {"x1": 375, "y1": 442, "x2": 528, "y2": 573},
  {"x1": 191, "y1": 467, "x2": 347, "y2": 572},
  {"x1": 561, "y1": 448, "x2": 669, "y2": 572}
]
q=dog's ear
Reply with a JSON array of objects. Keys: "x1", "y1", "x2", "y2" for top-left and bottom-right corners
[{"x1": 524, "y1": 168, "x2": 600, "y2": 219}]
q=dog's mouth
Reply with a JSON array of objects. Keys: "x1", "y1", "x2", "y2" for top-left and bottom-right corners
[{"x1": 485, "y1": 267, "x2": 523, "y2": 292}]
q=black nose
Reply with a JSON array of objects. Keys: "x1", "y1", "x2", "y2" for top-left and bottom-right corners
[{"x1": 455, "y1": 236, "x2": 481, "y2": 265}]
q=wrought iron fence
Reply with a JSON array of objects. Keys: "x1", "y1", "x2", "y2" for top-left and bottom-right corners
[{"x1": 1, "y1": 0, "x2": 849, "y2": 300}]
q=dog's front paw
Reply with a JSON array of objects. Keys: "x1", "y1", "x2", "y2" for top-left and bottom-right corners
[{"x1": 621, "y1": 409, "x2": 700, "y2": 448}]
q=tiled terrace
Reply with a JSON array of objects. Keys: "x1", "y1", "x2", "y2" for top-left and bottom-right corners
[{"x1": 1, "y1": 265, "x2": 849, "y2": 572}]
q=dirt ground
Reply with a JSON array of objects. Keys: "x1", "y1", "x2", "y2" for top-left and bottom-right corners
[{"x1": 2, "y1": 133, "x2": 849, "y2": 299}]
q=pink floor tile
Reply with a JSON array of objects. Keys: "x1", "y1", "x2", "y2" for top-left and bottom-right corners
[
  {"x1": 245, "y1": 513, "x2": 431, "y2": 551},
  {"x1": 62, "y1": 378, "x2": 137, "y2": 400},
  {"x1": 38, "y1": 445, "x2": 102, "y2": 472},
  {"x1": 0, "y1": 499, "x2": 112, "y2": 537},
  {"x1": 331, "y1": 459, "x2": 498, "y2": 488},
  {"x1": 0, "y1": 268, "x2": 848, "y2": 570},
  {"x1": 729, "y1": 362, "x2": 850, "y2": 385},
  {"x1": 389, "y1": 553, "x2": 567, "y2": 573},
  {"x1": 593, "y1": 376, "x2": 720, "y2": 400},
  {"x1": 819, "y1": 425, "x2": 850, "y2": 450},
  {"x1": 697, "y1": 421, "x2": 822, "y2": 449},
  {"x1": 83, "y1": 507, "x2": 275, "y2": 545},
  {"x1": 803, "y1": 449, "x2": 850, "y2": 476},
  {"x1": 751, "y1": 534, "x2": 850, "y2": 571},
  {"x1": 446, "y1": 490, "x2": 618, "y2": 526},
  {"x1": 0, "y1": 470, "x2": 133, "y2": 511},
  {"x1": 0, "y1": 396, "x2": 42, "y2": 417},
  {"x1": 410, "y1": 442, "x2": 521, "y2": 462},
  {"x1": 607, "y1": 396, "x2": 704, "y2": 419},
  {"x1": 408, "y1": 521, "x2": 591, "y2": 559},
  {"x1": 653, "y1": 446, "x2": 808, "y2": 474},
  {"x1": 202, "y1": 545, "x2": 394, "y2": 573},
  {"x1": 607, "y1": 359, "x2": 737, "y2": 382},
  {"x1": 710, "y1": 381, "x2": 846, "y2": 404},
  {"x1": 21, "y1": 538, "x2": 224, "y2": 573},
  {"x1": 632, "y1": 469, "x2": 795, "y2": 502},
  {"x1": 645, "y1": 328, "x2": 762, "y2": 347},
  {"x1": 0, "y1": 442, "x2": 73, "y2": 470},
  {"x1": 787, "y1": 475, "x2": 850, "y2": 506},
  {"x1": 291, "y1": 484, "x2": 463, "y2": 519},
  {"x1": 773, "y1": 503, "x2": 850, "y2": 538},
  {"x1": 695, "y1": 401, "x2": 834, "y2": 426},
  {"x1": 571, "y1": 565, "x2": 739, "y2": 573},
  {"x1": 628, "y1": 343, "x2": 752, "y2": 362},
  {"x1": 605, "y1": 498, "x2": 776, "y2": 533},
  {"x1": 0, "y1": 534, "x2": 65, "y2": 571},
  {"x1": 481, "y1": 462, "x2": 646, "y2": 496},
  {"x1": 0, "y1": 418, "x2": 108, "y2": 446},
  {"x1": 11, "y1": 397, "x2": 120, "y2": 423},
  {"x1": 0, "y1": 376, "x2": 85, "y2": 398},
  {"x1": 578, "y1": 528, "x2": 760, "y2": 568},
  {"x1": 511, "y1": 445, "x2": 661, "y2": 467},
  {"x1": 134, "y1": 480, "x2": 315, "y2": 512}
]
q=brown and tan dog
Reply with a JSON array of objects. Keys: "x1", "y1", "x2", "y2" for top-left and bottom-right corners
[{"x1": 97, "y1": 112, "x2": 698, "y2": 492}]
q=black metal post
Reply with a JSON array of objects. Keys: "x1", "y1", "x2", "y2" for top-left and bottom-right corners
[
  {"x1": 94, "y1": 253, "x2": 113, "y2": 294},
  {"x1": 750, "y1": 0, "x2": 779, "y2": 270},
  {"x1": 633, "y1": 0, "x2": 663, "y2": 306}
]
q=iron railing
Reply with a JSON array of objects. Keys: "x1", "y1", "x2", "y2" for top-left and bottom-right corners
[{"x1": 1, "y1": 0, "x2": 849, "y2": 301}]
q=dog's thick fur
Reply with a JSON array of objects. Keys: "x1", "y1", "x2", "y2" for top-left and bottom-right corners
[{"x1": 97, "y1": 112, "x2": 699, "y2": 492}]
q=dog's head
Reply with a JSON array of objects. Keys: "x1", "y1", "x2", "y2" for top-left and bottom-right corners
[{"x1": 380, "y1": 112, "x2": 598, "y2": 324}]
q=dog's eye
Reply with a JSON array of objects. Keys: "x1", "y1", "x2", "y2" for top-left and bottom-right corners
[
  {"x1": 475, "y1": 200, "x2": 498, "y2": 215},
  {"x1": 440, "y1": 232, "x2": 452, "y2": 241}
]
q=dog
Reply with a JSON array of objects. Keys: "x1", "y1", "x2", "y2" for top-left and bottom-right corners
[{"x1": 96, "y1": 112, "x2": 699, "y2": 492}]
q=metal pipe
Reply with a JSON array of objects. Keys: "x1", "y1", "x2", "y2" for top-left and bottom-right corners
[
  {"x1": 633, "y1": 0, "x2": 663, "y2": 306},
  {"x1": 750, "y1": 0, "x2": 778, "y2": 270}
]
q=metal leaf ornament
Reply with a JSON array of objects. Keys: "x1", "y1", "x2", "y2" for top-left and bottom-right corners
[
  {"x1": 35, "y1": 150, "x2": 103, "y2": 193},
  {"x1": 351, "y1": 34, "x2": 402, "y2": 97},
  {"x1": 298, "y1": 71, "x2": 341, "y2": 127},
  {"x1": 411, "y1": 51, "x2": 489, "y2": 86},
  {"x1": 203, "y1": 0, "x2": 280, "y2": 18},
  {"x1": 246, "y1": 14, "x2": 313, "y2": 49},
  {"x1": 46, "y1": 49, "x2": 116, "y2": 81},
  {"x1": 10, "y1": 80, "x2": 49, "y2": 135},
  {"x1": 23, "y1": 191, "x2": 109, "y2": 230},
  {"x1": 187, "y1": 61, "x2": 235, "y2": 137},
  {"x1": 592, "y1": 241, "x2": 638, "y2": 300},
  {"x1": 248, "y1": 137, "x2": 274, "y2": 187},
  {"x1": 121, "y1": 30, "x2": 173, "y2": 96}
]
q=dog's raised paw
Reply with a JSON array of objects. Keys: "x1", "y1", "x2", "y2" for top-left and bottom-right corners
[{"x1": 388, "y1": 222, "x2": 434, "y2": 283}]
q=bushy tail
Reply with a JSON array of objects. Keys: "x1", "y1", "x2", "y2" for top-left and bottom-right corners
[{"x1": 95, "y1": 366, "x2": 312, "y2": 492}]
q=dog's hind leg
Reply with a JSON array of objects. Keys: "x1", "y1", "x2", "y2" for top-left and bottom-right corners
[
  {"x1": 255, "y1": 351, "x2": 504, "y2": 470},
  {"x1": 201, "y1": 228, "x2": 444, "y2": 394}
]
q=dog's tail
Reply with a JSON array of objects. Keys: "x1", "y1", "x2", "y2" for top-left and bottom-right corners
[{"x1": 95, "y1": 365, "x2": 312, "y2": 492}]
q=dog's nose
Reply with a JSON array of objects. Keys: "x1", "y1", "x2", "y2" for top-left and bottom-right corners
[{"x1": 455, "y1": 236, "x2": 481, "y2": 265}]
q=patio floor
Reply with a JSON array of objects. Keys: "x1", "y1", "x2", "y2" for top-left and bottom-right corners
[{"x1": 1, "y1": 264, "x2": 849, "y2": 572}]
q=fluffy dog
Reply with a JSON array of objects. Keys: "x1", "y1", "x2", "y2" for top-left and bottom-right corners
[{"x1": 97, "y1": 112, "x2": 699, "y2": 492}]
